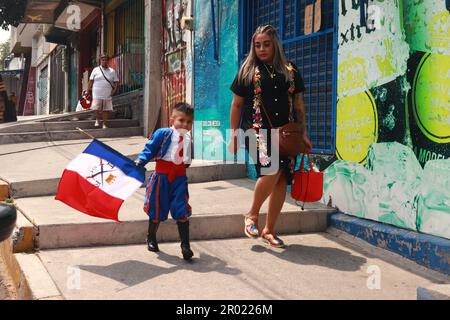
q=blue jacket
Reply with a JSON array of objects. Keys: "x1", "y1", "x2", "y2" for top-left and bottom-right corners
[{"x1": 137, "y1": 128, "x2": 192, "y2": 166}]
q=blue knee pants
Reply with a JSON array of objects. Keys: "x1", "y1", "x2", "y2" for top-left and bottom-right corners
[{"x1": 143, "y1": 172, "x2": 191, "y2": 222}]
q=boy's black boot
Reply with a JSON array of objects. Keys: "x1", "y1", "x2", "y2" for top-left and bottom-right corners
[
  {"x1": 147, "y1": 220, "x2": 159, "y2": 252},
  {"x1": 177, "y1": 220, "x2": 194, "y2": 260}
]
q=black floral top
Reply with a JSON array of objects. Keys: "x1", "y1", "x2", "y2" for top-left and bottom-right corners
[{"x1": 230, "y1": 61, "x2": 306, "y2": 131}]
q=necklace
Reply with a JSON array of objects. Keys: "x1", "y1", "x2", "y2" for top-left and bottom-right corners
[{"x1": 263, "y1": 63, "x2": 275, "y2": 79}]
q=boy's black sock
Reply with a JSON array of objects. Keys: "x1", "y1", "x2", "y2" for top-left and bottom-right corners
[
  {"x1": 177, "y1": 220, "x2": 193, "y2": 260},
  {"x1": 147, "y1": 220, "x2": 159, "y2": 252}
]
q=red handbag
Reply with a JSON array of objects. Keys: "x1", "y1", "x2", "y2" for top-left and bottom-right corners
[{"x1": 291, "y1": 153, "x2": 324, "y2": 205}]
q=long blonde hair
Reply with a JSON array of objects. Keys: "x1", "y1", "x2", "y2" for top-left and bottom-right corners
[{"x1": 237, "y1": 25, "x2": 290, "y2": 86}]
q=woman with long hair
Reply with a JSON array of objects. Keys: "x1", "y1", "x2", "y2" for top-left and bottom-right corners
[{"x1": 228, "y1": 25, "x2": 312, "y2": 248}]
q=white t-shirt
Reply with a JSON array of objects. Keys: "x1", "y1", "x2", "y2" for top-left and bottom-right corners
[
  {"x1": 89, "y1": 66, "x2": 119, "y2": 100},
  {"x1": 162, "y1": 127, "x2": 192, "y2": 164}
]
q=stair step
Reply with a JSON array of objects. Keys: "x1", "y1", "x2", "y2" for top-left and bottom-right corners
[
  {"x1": 9, "y1": 160, "x2": 246, "y2": 198},
  {"x1": 1, "y1": 137, "x2": 246, "y2": 198},
  {"x1": 13, "y1": 178, "x2": 335, "y2": 250},
  {"x1": 0, "y1": 127, "x2": 144, "y2": 145},
  {"x1": 0, "y1": 119, "x2": 140, "y2": 133}
]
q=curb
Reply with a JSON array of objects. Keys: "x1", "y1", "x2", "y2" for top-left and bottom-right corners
[
  {"x1": 13, "y1": 208, "x2": 39, "y2": 253},
  {"x1": 0, "y1": 238, "x2": 32, "y2": 299},
  {"x1": 15, "y1": 253, "x2": 64, "y2": 300},
  {"x1": 0, "y1": 180, "x2": 8, "y2": 201},
  {"x1": 417, "y1": 285, "x2": 450, "y2": 300},
  {"x1": 328, "y1": 213, "x2": 450, "y2": 275}
]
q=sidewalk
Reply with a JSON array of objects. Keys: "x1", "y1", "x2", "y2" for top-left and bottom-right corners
[{"x1": 29, "y1": 233, "x2": 449, "y2": 300}]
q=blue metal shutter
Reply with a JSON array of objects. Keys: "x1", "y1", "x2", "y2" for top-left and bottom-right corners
[{"x1": 239, "y1": 0, "x2": 338, "y2": 154}]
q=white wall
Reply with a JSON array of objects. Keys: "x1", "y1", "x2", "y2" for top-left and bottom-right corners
[
  {"x1": 9, "y1": 24, "x2": 37, "y2": 54},
  {"x1": 31, "y1": 25, "x2": 57, "y2": 67},
  {"x1": 7, "y1": 57, "x2": 25, "y2": 70}
]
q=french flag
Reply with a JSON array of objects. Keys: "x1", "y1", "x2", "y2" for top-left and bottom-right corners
[{"x1": 55, "y1": 139, "x2": 145, "y2": 222}]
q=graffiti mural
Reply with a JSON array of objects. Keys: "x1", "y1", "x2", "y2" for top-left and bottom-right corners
[
  {"x1": 404, "y1": 0, "x2": 450, "y2": 165},
  {"x1": 164, "y1": 0, "x2": 187, "y2": 52},
  {"x1": 403, "y1": 0, "x2": 450, "y2": 238},
  {"x1": 336, "y1": 0, "x2": 410, "y2": 164},
  {"x1": 322, "y1": 0, "x2": 450, "y2": 240},
  {"x1": 162, "y1": 0, "x2": 189, "y2": 125},
  {"x1": 192, "y1": 0, "x2": 449, "y2": 239},
  {"x1": 22, "y1": 67, "x2": 37, "y2": 116},
  {"x1": 193, "y1": 0, "x2": 239, "y2": 160}
]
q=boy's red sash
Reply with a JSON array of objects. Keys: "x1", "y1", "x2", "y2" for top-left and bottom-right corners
[{"x1": 155, "y1": 160, "x2": 186, "y2": 183}]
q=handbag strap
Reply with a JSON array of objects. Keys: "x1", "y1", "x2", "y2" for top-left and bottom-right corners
[
  {"x1": 298, "y1": 152, "x2": 313, "y2": 173},
  {"x1": 258, "y1": 99, "x2": 275, "y2": 129},
  {"x1": 98, "y1": 66, "x2": 114, "y2": 89},
  {"x1": 296, "y1": 152, "x2": 313, "y2": 210}
]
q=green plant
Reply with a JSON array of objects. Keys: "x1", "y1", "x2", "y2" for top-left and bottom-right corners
[
  {"x1": 4, "y1": 198, "x2": 14, "y2": 204},
  {"x1": 0, "y1": 0, "x2": 27, "y2": 30}
]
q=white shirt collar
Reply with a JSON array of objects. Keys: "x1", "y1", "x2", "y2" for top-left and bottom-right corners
[{"x1": 171, "y1": 126, "x2": 190, "y2": 137}]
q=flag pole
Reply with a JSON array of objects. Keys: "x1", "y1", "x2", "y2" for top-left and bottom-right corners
[{"x1": 76, "y1": 127, "x2": 96, "y2": 140}]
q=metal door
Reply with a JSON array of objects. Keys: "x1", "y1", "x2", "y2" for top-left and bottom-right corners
[
  {"x1": 49, "y1": 46, "x2": 66, "y2": 114},
  {"x1": 69, "y1": 49, "x2": 78, "y2": 111},
  {"x1": 38, "y1": 66, "x2": 49, "y2": 115}
]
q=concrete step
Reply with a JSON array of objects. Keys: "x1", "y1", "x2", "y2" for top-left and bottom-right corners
[
  {"x1": 9, "y1": 160, "x2": 246, "y2": 198},
  {"x1": 0, "y1": 136, "x2": 149, "y2": 198},
  {"x1": 417, "y1": 285, "x2": 450, "y2": 300},
  {"x1": 13, "y1": 178, "x2": 335, "y2": 250},
  {"x1": 10, "y1": 110, "x2": 95, "y2": 125},
  {"x1": 0, "y1": 137, "x2": 247, "y2": 198},
  {"x1": 0, "y1": 119, "x2": 140, "y2": 134},
  {"x1": 0, "y1": 126, "x2": 144, "y2": 145}
]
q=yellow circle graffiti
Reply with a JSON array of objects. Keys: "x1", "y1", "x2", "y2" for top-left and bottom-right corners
[
  {"x1": 336, "y1": 91, "x2": 378, "y2": 164},
  {"x1": 413, "y1": 53, "x2": 450, "y2": 143}
]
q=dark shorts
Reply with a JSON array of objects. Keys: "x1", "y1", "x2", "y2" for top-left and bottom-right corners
[{"x1": 244, "y1": 133, "x2": 293, "y2": 184}]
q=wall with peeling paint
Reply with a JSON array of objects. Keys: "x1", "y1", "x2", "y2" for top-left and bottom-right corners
[
  {"x1": 322, "y1": 0, "x2": 449, "y2": 240},
  {"x1": 191, "y1": 1, "x2": 449, "y2": 240}
]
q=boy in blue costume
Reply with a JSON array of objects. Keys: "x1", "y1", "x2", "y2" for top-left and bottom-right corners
[{"x1": 135, "y1": 103, "x2": 194, "y2": 260}]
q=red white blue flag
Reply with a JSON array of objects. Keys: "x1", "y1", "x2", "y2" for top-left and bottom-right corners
[{"x1": 55, "y1": 139, "x2": 145, "y2": 221}]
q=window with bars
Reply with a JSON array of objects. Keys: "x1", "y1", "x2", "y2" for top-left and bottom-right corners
[
  {"x1": 239, "y1": 0, "x2": 337, "y2": 154},
  {"x1": 105, "y1": 0, "x2": 145, "y2": 94}
]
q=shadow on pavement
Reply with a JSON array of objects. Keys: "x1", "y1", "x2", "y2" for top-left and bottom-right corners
[
  {"x1": 79, "y1": 260, "x2": 177, "y2": 287},
  {"x1": 78, "y1": 251, "x2": 241, "y2": 288},
  {"x1": 251, "y1": 243, "x2": 367, "y2": 272}
]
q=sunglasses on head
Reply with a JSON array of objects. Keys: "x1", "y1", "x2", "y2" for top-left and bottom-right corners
[{"x1": 259, "y1": 24, "x2": 276, "y2": 32}]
